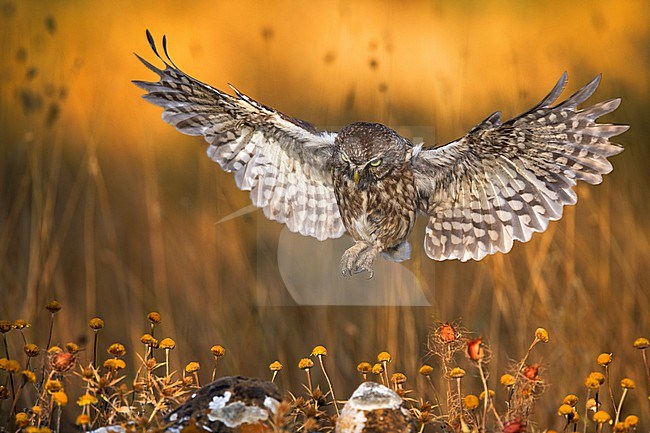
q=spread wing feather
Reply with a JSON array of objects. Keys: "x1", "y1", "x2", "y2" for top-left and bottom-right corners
[
  {"x1": 133, "y1": 31, "x2": 345, "y2": 240},
  {"x1": 413, "y1": 72, "x2": 627, "y2": 261}
]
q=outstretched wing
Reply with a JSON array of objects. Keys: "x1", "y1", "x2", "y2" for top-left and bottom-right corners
[
  {"x1": 412, "y1": 73, "x2": 627, "y2": 261},
  {"x1": 133, "y1": 31, "x2": 345, "y2": 240}
]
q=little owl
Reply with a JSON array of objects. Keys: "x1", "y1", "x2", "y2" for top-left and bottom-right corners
[{"x1": 134, "y1": 31, "x2": 627, "y2": 277}]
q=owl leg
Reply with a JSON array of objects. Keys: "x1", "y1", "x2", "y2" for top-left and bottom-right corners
[
  {"x1": 380, "y1": 241, "x2": 411, "y2": 263},
  {"x1": 341, "y1": 242, "x2": 373, "y2": 277}
]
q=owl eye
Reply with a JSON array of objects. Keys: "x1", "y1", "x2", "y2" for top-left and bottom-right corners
[
  {"x1": 340, "y1": 153, "x2": 350, "y2": 163},
  {"x1": 369, "y1": 158, "x2": 382, "y2": 167}
]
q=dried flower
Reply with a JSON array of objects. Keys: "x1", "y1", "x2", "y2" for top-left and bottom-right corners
[
  {"x1": 357, "y1": 362, "x2": 372, "y2": 373},
  {"x1": 48, "y1": 346, "x2": 62, "y2": 354},
  {"x1": 535, "y1": 327, "x2": 549, "y2": 343},
  {"x1": 185, "y1": 361, "x2": 200, "y2": 373},
  {"x1": 613, "y1": 422, "x2": 627, "y2": 432},
  {"x1": 438, "y1": 323, "x2": 456, "y2": 343},
  {"x1": 500, "y1": 374, "x2": 515, "y2": 386},
  {"x1": 371, "y1": 363, "x2": 384, "y2": 375},
  {"x1": 620, "y1": 378, "x2": 635, "y2": 389},
  {"x1": 419, "y1": 364, "x2": 434, "y2": 376},
  {"x1": 593, "y1": 410, "x2": 611, "y2": 424},
  {"x1": 76, "y1": 414, "x2": 91, "y2": 426},
  {"x1": 391, "y1": 372, "x2": 407, "y2": 384},
  {"x1": 89, "y1": 317, "x2": 104, "y2": 330},
  {"x1": 585, "y1": 376, "x2": 601, "y2": 389},
  {"x1": 103, "y1": 358, "x2": 126, "y2": 371},
  {"x1": 22, "y1": 370, "x2": 36, "y2": 383},
  {"x1": 449, "y1": 367, "x2": 465, "y2": 378},
  {"x1": 586, "y1": 398, "x2": 598, "y2": 412},
  {"x1": 0, "y1": 320, "x2": 11, "y2": 333},
  {"x1": 160, "y1": 338, "x2": 176, "y2": 350},
  {"x1": 558, "y1": 404, "x2": 573, "y2": 416},
  {"x1": 588, "y1": 371, "x2": 605, "y2": 385},
  {"x1": 13, "y1": 319, "x2": 30, "y2": 330},
  {"x1": 140, "y1": 333, "x2": 155, "y2": 345},
  {"x1": 311, "y1": 345, "x2": 327, "y2": 357},
  {"x1": 77, "y1": 393, "x2": 98, "y2": 406},
  {"x1": 624, "y1": 415, "x2": 639, "y2": 427},
  {"x1": 5, "y1": 359, "x2": 20, "y2": 373},
  {"x1": 211, "y1": 345, "x2": 225, "y2": 357},
  {"x1": 45, "y1": 300, "x2": 62, "y2": 313},
  {"x1": 52, "y1": 351, "x2": 75, "y2": 372},
  {"x1": 479, "y1": 390, "x2": 495, "y2": 400},
  {"x1": 24, "y1": 343, "x2": 39, "y2": 357},
  {"x1": 15, "y1": 412, "x2": 29, "y2": 428},
  {"x1": 563, "y1": 394, "x2": 579, "y2": 407},
  {"x1": 463, "y1": 394, "x2": 479, "y2": 410},
  {"x1": 467, "y1": 337, "x2": 484, "y2": 361},
  {"x1": 633, "y1": 337, "x2": 649, "y2": 349},
  {"x1": 32, "y1": 405, "x2": 42, "y2": 415},
  {"x1": 597, "y1": 353, "x2": 612, "y2": 366},
  {"x1": 377, "y1": 351, "x2": 392, "y2": 363},
  {"x1": 147, "y1": 311, "x2": 162, "y2": 324},
  {"x1": 523, "y1": 364, "x2": 539, "y2": 380},
  {"x1": 299, "y1": 358, "x2": 314, "y2": 370},
  {"x1": 65, "y1": 342, "x2": 79, "y2": 354},
  {"x1": 269, "y1": 360, "x2": 283, "y2": 371},
  {"x1": 107, "y1": 343, "x2": 126, "y2": 357},
  {"x1": 52, "y1": 390, "x2": 68, "y2": 406}
]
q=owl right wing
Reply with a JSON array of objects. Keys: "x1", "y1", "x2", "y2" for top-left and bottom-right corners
[
  {"x1": 412, "y1": 73, "x2": 628, "y2": 261},
  {"x1": 133, "y1": 31, "x2": 345, "y2": 241}
]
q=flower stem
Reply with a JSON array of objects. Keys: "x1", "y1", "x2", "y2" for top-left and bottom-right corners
[{"x1": 318, "y1": 355, "x2": 339, "y2": 416}]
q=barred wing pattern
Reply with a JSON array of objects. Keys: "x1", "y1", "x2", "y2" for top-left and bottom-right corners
[
  {"x1": 133, "y1": 32, "x2": 345, "y2": 240},
  {"x1": 413, "y1": 73, "x2": 627, "y2": 261}
]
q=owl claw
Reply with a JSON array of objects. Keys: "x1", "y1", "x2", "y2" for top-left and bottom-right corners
[{"x1": 340, "y1": 243, "x2": 378, "y2": 278}]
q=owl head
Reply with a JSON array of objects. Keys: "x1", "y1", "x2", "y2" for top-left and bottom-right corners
[{"x1": 334, "y1": 122, "x2": 413, "y2": 184}]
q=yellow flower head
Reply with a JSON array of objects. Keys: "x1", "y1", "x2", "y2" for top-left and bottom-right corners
[
  {"x1": 76, "y1": 414, "x2": 91, "y2": 426},
  {"x1": 89, "y1": 317, "x2": 104, "y2": 330},
  {"x1": 558, "y1": 404, "x2": 573, "y2": 416},
  {"x1": 449, "y1": 367, "x2": 466, "y2": 379},
  {"x1": 357, "y1": 362, "x2": 372, "y2": 373},
  {"x1": 107, "y1": 343, "x2": 126, "y2": 357},
  {"x1": 13, "y1": 319, "x2": 30, "y2": 330},
  {"x1": 563, "y1": 394, "x2": 579, "y2": 407},
  {"x1": 588, "y1": 371, "x2": 605, "y2": 384},
  {"x1": 52, "y1": 390, "x2": 68, "y2": 406},
  {"x1": 419, "y1": 364, "x2": 434, "y2": 376},
  {"x1": 624, "y1": 415, "x2": 639, "y2": 427},
  {"x1": 140, "y1": 333, "x2": 155, "y2": 345},
  {"x1": 535, "y1": 328, "x2": 549, "y2": 343},
  {"x1": 48, "y1": 346, "x2": 62, "y2": 354},
  {"x1": 613, "y1": 422, "x2": 627, "y2": 433},
  {"x1": 391, "y1": 372, "x2": 407, "y2": 384},
  {"x1": 298, "y1": 358, "x2": 314, "y2": 370},
  {"x1": 463, "y1": 394, "x2": 479, "y2": 410},
  {"x1": 147, "y1": 311, "x2": 162, "y2": 324},
  {"x1": 633, "y1": 337, "x2": 649, "y2": 349},
  {"x1": 593, "y1": 410, "x2": 611, "y2": 424},
  {"x1": 31, "y1": 405, "x2": 42, "y2": 415},
  {"x1": 500, "y1": 374, "x2": 515, "y2": 386},
  {"x1": 160, "y1": 338, "x2": 176, "y2": 350},
  {"x1": 5, "y1": 360, "x2": 20, "y2": 373},
  {"x1": 586, "y1": 398, "x2": 598, "y2": 411},
  {"x1": 65, "y1": 342, "x2": 79, "y2": 354},
  {"x1": 597, "y1": 353, "x2": 612, "y2": 366},
  {"x1": 371, "y1": 363, "x2": 384, "y2": 375},
  {"x1": 15, "y1": 412, "x2": 29, "y2": 428},
  {"x1": 269, "y1": 361, "x2": 283, "y2": 371},
  {"x1": 103, "y1": 358, "x2": 126, "y2": 371},
  {"x1": 211, "y1": 345, "x2": 225, "y2": 357},
  {"x1": 22, "y1": 370, "x2": 36, "y2": 383},
  {"x1": 77, "y1": 393, "x2": 98, "y2": 406},
  {"x1": 185, "y1": 361, "x2": 200, "y2": 373},
  {"x1": 45, "y1": 300, "x2": 62, "y2": 313},
  {"x1": 0, "y1": 320, "x2": 11, "y2": 333},
  {"x1": 377, "y1": 351, "x2": 392, "y2": 363},
  {"x1": 620, "y1": 378, "x2": 636, "y2": 389},
  {"x1": 479, "y1": 390, "x2": 495, "y2": 400},
  {"x1": 311, "y1": 345, "x2": 328, "y2": 357}
]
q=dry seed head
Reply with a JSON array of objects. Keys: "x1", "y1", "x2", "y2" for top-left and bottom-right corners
[
  {"x1": 160, "y1": 338, "x2": 176, "y2": 350},
  {"x1": 45, "y1": 300, "x2": 62, "y2": 313},
  {"x1": 449, "y1": 367, "x2": 465, "y2": 379},
  {"x1": 211, "y1": 344, "x2": 225, "y2": 357},
  {"x1": 463, "y1": 394, "x2": 479, "y2": 410},
  {"x1": 371, "y1": 363, "x2": 384, "y2": 375},
  {"x1": 633, "y1": 337, "x2": 649, "y2": 349},
  {"x1": 89, "y1": 317, "x2": 104, "y2": 330},
  {"x1": 82, "y1": 367, "x2": 94, "y2": 379},
  {"x1": 65, "y1": 342, "x2": 79, "y2": 354},
  {"x1": 377, "y1": 351, "x2": 392, "y2": 363},
  {"x1": 624, "y1": 415, "x2": 639, "y2": 427},
  {"x1": 269, "y1": 360, "x2": 283, "y2": 371},
  {"x1": 5, "y1": 359, "x2": 20, "y2": 373},
  {"x1": 597, "y1": 353, "x2": 613, "y2": 366},
  {"x1": 13, "y1": 319, "x2": 30, "y2": 330},
  {"x1": 357, "y1": 362, "x2": 372, "y2": 373},
  {"x1": 535, "y1": 328, "x2": 549, "y2": 343},
  {"x1": 76, "y1": 414, "x2": 91, "y2": 426},
  {"x1": 558, "y1": 404, "x2": 573, "y2": 416},
  {"x1": 563, "y1": 394, "x2": 579, "y2": 407},
  {"x1": 77, "y1": 393, "x2": 98, "y2": 406},
  {"x1": 22, "y1": 370, "x2": 36, "y2": 383},
  {"x1": 593, "y1": 410, "x2": 611, "y2": 424},
  {"x1": 391, "y1": 372, "x2": 407, "y2": 384},
  {"x1": 500, "y1": 374, "x2": 515, "y2": 386},
  {"x1": 52, "y1": 351, "x2": 75, "y2": 372},
  {"x1": 0, "y1": 320, "x2": 11, "y2": 333},
  {"x1": 147, "y1": 311, "x2": 162, "y2": 324},
  {"x1": 299, "y1": 358, "x2": 314, "y2": 370},
  {"x1": 620, "y1": 378, "x2": 636, "y2": 389},
  {"x1": 24, "y1": 343, "x2": 39, "y2": 357},
  {"x1": 467, "y1": 337, "x2": 484, "y2": 361},
  {"x1": 419, "y1": 364, "x2": 434, "y2": 376},
  {"x1": 185, "y1": 361, "x2": 200, "y2": 373},
  {"x1": 107, "y1": 343, "x2": 126, "y2": 357},
  {"x1": 523, "y1": 364, "x2": 539, "y2": 380},
  {"x1": 52, "y1": 390, "x2": 68, "y2": 406},
  {"x1": 15, "y1": 412, "x2": 29, "y2": 428},
  {"x1": 438, "y1": 323, "x2": 456, "y2": 343},
  {"x1": 311, "y1": 345, "x2": 328, "y2": 357}
]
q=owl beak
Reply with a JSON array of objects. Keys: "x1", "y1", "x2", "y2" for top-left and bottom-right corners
[{"x1": 353, "y1": 170, "x2": 361, "y2": 183}]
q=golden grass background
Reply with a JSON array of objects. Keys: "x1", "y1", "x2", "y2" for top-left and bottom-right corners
[{"x1": 1, "y1": 0, "x2": 649, "y2": 428}]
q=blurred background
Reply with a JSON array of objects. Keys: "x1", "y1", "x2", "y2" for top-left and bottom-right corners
[{"x1": 1, "y1": 0, "x2": 649, "y2": 429}]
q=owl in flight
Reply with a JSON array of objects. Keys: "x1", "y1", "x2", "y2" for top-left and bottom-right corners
[{"x1": 135, "y1": 31, "x2": 627, "y2": 277}]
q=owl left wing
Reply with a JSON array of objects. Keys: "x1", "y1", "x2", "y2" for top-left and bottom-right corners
[
  {"x1": 411, "y1": 73, "x2": 627, "y2": 261},
  {"x1": 133, "y1": 31, "x2": 345, "y2": 240}
]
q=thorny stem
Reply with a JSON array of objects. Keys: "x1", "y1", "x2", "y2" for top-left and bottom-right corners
[
  {"x1": 318, "y1": 355, "x2": 339, "y2": 416},
  {"x1": 477, "y1": 360, "x2": 489, "y2": 432},
  {"x1": 613, "y1": 388, "x2": 628, "y2": 426}
]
